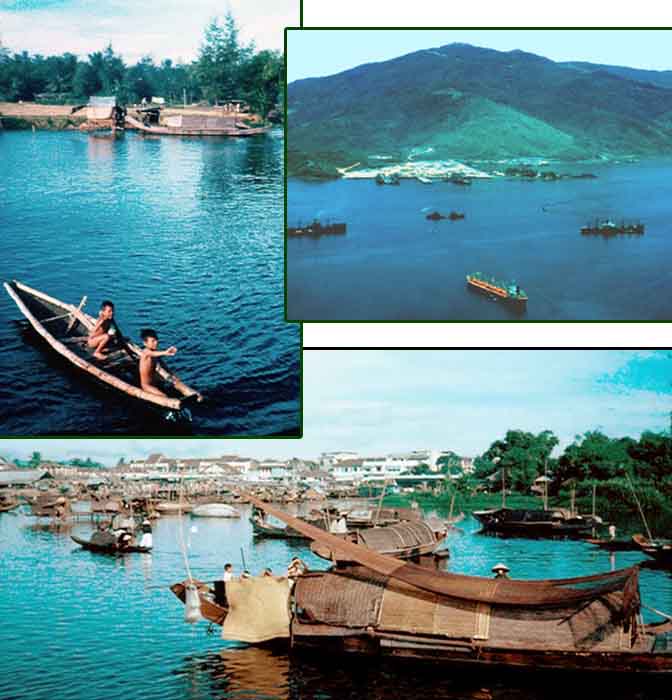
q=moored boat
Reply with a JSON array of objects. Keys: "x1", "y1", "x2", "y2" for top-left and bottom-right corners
[
  {"x1": 171, "y1": 497, "x2": 672, "y2": 674},
  {"x1": 466, "y1": 272, "x2": 528, "y2": 308},
  {"x1": 310, "y1": 519, "x2": 448, "y2": 562},
  {"x1": 4, "y1": 280, "x2": 201, "y2": 423},
  {"x1": 633, "y1": 533, "x2": 672, "y2": 567},
  {"x1": 125, "y1": 113, "x2": 270, "y2": 137},
  {"x1": 191, "y1": 503, "x2": 241, "y2": 518},
  {"x1": 585, "y1": 537, "x2": 642, "y2": 552},
  {"x1": 155, "y1": 501, "x2": 193, "y2": 514},
  {"x1": 473, "y1": 507, "x2": 601, "y2": 537}
]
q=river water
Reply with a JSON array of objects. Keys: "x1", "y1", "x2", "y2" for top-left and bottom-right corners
[
  {"x1": 287, "y1": 160, "x2": 672, "y2": 320},
  {"x1": 1, "y1": 504, "x2": 670, "y2": 700},
  {"x1": 0, "y1": 130, "x2": 299, "y2": 435}
]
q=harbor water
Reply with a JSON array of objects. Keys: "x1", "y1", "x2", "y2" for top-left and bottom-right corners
[
  {"x1": 287, "y1": 160, "x2": 672, "y2": 320},
  {"x1": 1, "y1": 505, "x2": 671, "y2": 700},
  {"x1": 0, "y1": 130, "x2": 299, "y2": 435}
]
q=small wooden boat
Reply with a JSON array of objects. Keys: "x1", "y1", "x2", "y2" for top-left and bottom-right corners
[
  {"x1": 633, "y1": 533, "x2": 672, "y2": 567},
  {"x1": 4, "y1": 280, "x2": 201, "y2": 422},
  {"x1": 171, "y1": 579, "x2": 228, "y2": 625},
  {"x1": 191, "y1": 503, "x2": 240, "y2": 518},
  {"x1": 71, "y1": 533, "x2": 152, "y2": 554},
  {"x1": 251, "y1": 516, "x2": 311, "y2": 541},
  {"x1": 125, "y1": 113, "x2": 270, "y2": 137},
  {"x1": 0, "y1": 500, "x2": 20, "y2": 513},
  {"x1": 155, "y1": 501, "x2": 192, "y2": 514},
  {"x1": 585, "y1": 537, "x2": 641, "y2": 552}
]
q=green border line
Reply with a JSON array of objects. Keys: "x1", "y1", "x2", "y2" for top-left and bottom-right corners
[{"x1": 283, "y1": 25, "x2": 672, "y2": 323}]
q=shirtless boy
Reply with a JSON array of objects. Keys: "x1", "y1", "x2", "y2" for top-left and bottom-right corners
[
  {"x1": 139, "y1": 328, "x2": 177, "y2": 396},
  {"x1": 87, "y1": 300, "x2": 116, "y2": 360}
]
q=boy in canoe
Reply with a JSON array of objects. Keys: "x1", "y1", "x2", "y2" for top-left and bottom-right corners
[
  {"x1": 87, "y1": 300, "x2": 116, "y2": 360},
  {"x1": 139, "y1": 328, "x2": 177, "y2": 396}
]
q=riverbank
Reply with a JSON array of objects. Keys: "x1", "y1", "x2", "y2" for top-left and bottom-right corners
[
  {"x1": 0, "y1": 102, "x2": 85, "y2": 130},
  {"x1": 0, "y1": 102, "x2": 267, "y2": 131}
]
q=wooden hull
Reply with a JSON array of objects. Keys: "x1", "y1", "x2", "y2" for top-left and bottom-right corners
[
  {"x1": 585, "y1": 538, "x2": 641, "y2": 552},
  {"x1": 473, "y1": 509, "x2": 596, "y2": 537},
  {"x1": 4, "y1": 280, "x2": 200, "y2": 420},
  {"x1": 125, "y1": 114, "x2": 270, "y2": 137},
  {"x1": 633, "y1": 534, "x2": 672, "y2": 567},
  {"x1": 251, "y1": 519, "x2": 310, "y2": 540},
  {"x1": 0, "y1": 502, "x2": 19, "y2": 513},
  {"x1": 71, "y1": 535, "x2": 151, "y2": 554},
  {"x1": 171, "y1": 580, "x2": 228, "y2": 625},
  {"x1": 291, "y1": 632, "x2": 672, "y2": 675}
]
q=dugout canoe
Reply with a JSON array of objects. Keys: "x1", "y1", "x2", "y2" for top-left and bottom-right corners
[
  {"x1": 71, "y1": 534, "x2": 152, "y2": 554},
  {"x1": 4, "y1": 280, "x2": 201, "y2": 422}
]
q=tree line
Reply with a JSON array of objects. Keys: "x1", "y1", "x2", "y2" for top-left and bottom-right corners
[{"x1": 0, "y1": 11, "x2": 283, "y2": 118}]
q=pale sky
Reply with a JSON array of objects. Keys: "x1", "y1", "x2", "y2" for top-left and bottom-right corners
[
  {"x1": 0, "y1": 351, "x2": 669, "y2": 465},
  {"x1": 288, "y1": 29, "x2": 672, "y2": 83},
  {"x1": 0, "y1": 0, "x2": 297, "y2": 63}
]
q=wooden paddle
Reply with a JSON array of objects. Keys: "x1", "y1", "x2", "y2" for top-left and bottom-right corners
[{"x1": 66, "y1": 295, "x2": 87, "y2": 333}]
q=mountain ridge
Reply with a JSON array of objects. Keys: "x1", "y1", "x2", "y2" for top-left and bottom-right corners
[{"x1": 288, "y1": 43, "x2": 672, "y2": 177}]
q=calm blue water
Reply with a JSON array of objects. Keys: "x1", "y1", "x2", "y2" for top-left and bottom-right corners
[
  {"x1": 1, "y1": 505, "x2": 671, "y2": 700},
  {"x1": 287, "y1": 161, "x2": 672, "y2": 320},
  {"x1": 0, "y1": 130, "x2": 299, "y2": 435}
]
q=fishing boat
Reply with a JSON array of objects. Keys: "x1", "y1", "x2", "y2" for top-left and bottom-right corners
[
  {"x1": 287, "y1": 220, "x2": 347, "y2": 237},
  {"x1": 251, "y1": 517, "x2": 311, "y2": 541},
  {"x1": 310, "y1": 519, "x2": 448, "y2": 562},
  {"x1": 426, "y1": 211, "x2": 465, "y2": 221},
  {"x1": 4, "y1": 280, "x2": 202, "y2": 423},
  {"x1": 633, "y1": 534, "x2": 672, "y2": 567},
  {"x1": 171, "y1": 497, "x2": 672, "y2": 674},
  {"x1": 580, "y1": 220, "x2": 645, "y2": 236},
  {"x1": 466, "y1": 273, "x2": 528, "y2": 308},
  {"x1": 191, "y1": 503, "x2": 241, "y2": 518},
  {"x1": 125, "y1": 113, "x2": 270, "y2": 137},
  {"x1": 473, "y1": 507, "x2": 602, "y2": 537},
  {"x1": 155, "y1": 501, "x2": 193, "y2": 515},
  {"x1": 585, "y1": 537, "x2": 642, "y2": 552},
  {"x1": 71, "y1": 532, "x2": 152, "y2": 554}
]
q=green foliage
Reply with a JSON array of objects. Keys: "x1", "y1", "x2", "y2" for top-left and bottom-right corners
[
  {"x1": 0, "y1": 12, "x2": 282, "y2": 117},
  {"x1": 195, "y1": 13, "x2": 253, "y2": 104},
  {"x1": 475, "y1": 429, "x2": 558, "y2": 491},
  {"x1": 287, "y1": 43, "x2": 672, "y2": 174}
]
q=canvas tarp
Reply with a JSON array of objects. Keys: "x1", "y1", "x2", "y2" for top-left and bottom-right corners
[
  {"x1": 222, "y1": 577, "x2": 291, "y2": 643},
  {"x1": 245, "y1": 494, "x2": 640, "y2": 614}
]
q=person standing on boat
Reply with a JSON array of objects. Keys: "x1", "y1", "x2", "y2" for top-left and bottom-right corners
[
  {"x1": 139, "y1": 518, "x2": 153, "y2": 549},
  {"x1": 87, "y1": 300, "x2": 116, "y2": 360},
  {"x1": 138, "y1": 328, "x2": 177, "y2": 396}
]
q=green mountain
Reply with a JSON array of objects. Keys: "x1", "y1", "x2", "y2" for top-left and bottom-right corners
[{"x1": 288, "y1": 43, "x2": 672, "y2": 176}]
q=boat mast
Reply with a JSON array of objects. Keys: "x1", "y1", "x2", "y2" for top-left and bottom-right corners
[{"x1": 625, "y1": 467, "x2": 655, "y2": 542}]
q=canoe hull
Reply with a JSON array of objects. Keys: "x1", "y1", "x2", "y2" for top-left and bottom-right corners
[
  {"x1": 71, "y1": 535, "x2": 151, "y2": 554},
  {"x1": 4, "y1": 280, "x2": 200, "y2": 421}
]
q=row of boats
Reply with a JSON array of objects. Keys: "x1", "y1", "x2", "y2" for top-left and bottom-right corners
[{"x1": 170, "y1": 496, "x2": 672, "y2": 675}]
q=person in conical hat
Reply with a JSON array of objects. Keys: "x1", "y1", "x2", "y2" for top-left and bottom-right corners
[{"x1": 492, "y1": 563, "x2": 510, "y2": 579}]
